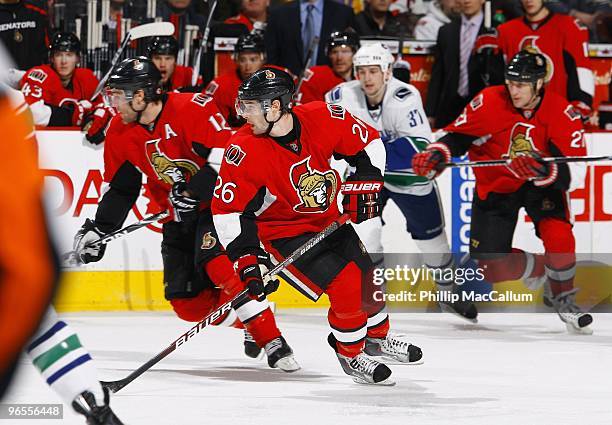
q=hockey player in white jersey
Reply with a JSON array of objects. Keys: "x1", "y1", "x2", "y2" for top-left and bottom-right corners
[{"x1": 325, "y1": 43, "x2": 477, "y2": 322}]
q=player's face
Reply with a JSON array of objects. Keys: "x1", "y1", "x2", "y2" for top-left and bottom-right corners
[
  {"x1": 506, "y1": 80, "x2": 539, "y2": 108},
  {"x1": 458, "y1": 0, "x2": 484, "y2": 17},
  {"x1": 236, "y1": 99, "x2": 272, "y2": 134},
  {"x1": 51, "y1": 51, "x2": 79, "y2": 79},
  {"x1": 242, "y1": 0, "x2": 269, "y2": 15},
  {"x1": 356, "y1": 65, "x2": 387, "y2": 97},
  {"x1": 521, "y1": 0, "x2": 544, "y2": 16},
  {"x1": 151, "y1": 54, "x2": 176, "y2": 84},
  {"x1": 367, "y1": 0, "x2": 392, "y2": 13},
  {"x1": 237, "y1": 52, "x2": 265, "y2": 80},
  {"x1": 329, "y1": 46, "x2": 354, "y2": 75},
  {"x1": 104, "y1": 88, "x2": 142, "y2": 123}
]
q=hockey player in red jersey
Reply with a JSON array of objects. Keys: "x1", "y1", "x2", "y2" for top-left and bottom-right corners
[
  {"x1": 492, "y1": 0, "x2": 594, "y2": 119},
  {"x1": 19, "y1": 32, "x2": 99, "y2": 127},
  {"x1": 212, "y1": 68, "x2": 424, "y2": 385},
  {"x1": 204, "y1": 32, "x2": 290, "y2": 129},
  {"x1": 147, "y1": 35, "x2": 199, "y2": 92},
  {"x1": 71, "y1": 57, "x2": 299, "y2": 371},
  {"x1": 295, "y1": 31, "x2": 359, "y2": 105},
  {"x1": 412, "y1": 51, "x2": 593, "y2": 334}
]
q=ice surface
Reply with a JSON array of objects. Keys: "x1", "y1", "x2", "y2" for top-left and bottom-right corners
[{"x1": 4, "y1": 310, "x2": 612, "y2": 425}]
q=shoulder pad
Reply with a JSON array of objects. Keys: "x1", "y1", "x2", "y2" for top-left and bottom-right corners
[
  {"x1": 27, "y1": 68, "x2": 48, "y2": 84},
  {"x1": 327, "y1": 86, "x2": 342, "y2": 103},
  {"x1": 393, "y1": 87, "x2": 412, "y2": 101}
]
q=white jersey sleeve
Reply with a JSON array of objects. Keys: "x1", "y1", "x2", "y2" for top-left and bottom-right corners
[{"x1": 382, "y1": 78, "x2": 432, "y2": 142}]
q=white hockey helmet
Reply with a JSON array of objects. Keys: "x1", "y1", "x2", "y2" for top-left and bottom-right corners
[{"x1": 352, "y1": 43, "x2": 394, "y2": 74}]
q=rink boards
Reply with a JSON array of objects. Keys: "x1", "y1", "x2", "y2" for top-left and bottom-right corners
[{"x1": 36, "y1": 130, "x2": 612, "y2": 312}]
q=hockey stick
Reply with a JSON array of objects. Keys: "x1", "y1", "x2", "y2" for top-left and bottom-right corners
[
  {"x1": 91, "y1": 22, "x2": 175, "y2": 100},
  {"x1": 293, "y1": 36, "x2": 320, "y2": 103},
  {"x1": 62, "y1": 211, "x2": 169, "y2": 267},
  {"x1": 101, "y1": 213, "x2": 351, "y2": 393},
  {"x1": 191, "y1": 0, "x2": 218, "y2": 86},
  {"x1": 443, "y1": 155, "x2": 612, "y2": 169}
]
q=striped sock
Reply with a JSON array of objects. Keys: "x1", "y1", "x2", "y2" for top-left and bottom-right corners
[{"x1": 27, "y1": 316, "x2": 103, "y2": 407}]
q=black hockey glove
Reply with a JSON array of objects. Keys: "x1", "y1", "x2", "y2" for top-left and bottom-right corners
[
  {"x1": 73, "y1": 219, "x2": 107, "y2": 264},
  {"x1": 169, "y1": 182, "x2": 200, "y2": 222},
  {"x1": 236, "y1": 253, "x2": 281, "y2": 301},
  {"x1": 341, "y1": 171, "x2": 384, "y2": 224}
]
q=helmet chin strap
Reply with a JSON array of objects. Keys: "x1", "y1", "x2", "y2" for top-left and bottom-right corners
[{"x1": 262, "y1": 100, "x2": 284, "y2": 136}]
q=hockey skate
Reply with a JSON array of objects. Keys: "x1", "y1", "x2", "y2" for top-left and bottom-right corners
[
  {"x1": 437, "y1": 284, "x2": 478, "y2": 323},
  {"x1": 264, "y1": 336, "x2": 301, "y2": 372},
  {"x1": 364, "y1": 332, "x2": 424, "y2": 365},
  {"x1": 439, "y1": 298, "x2": 478, "y2": 323},
  {"x1": 72, "y1": 387, "x2": 124, "y2": 425},
  {"x1": 543, "y1": 284, "x2": 593, "y2": 335},
  {"x1": 243, "y1": 329, "x2": 263, "y2": 359},
  {"x1": 328, "y1": 333, "x2": 394, "y2": 385}
]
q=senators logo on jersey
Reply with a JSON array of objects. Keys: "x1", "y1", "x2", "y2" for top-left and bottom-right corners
[
  {"x1": 290, "y1": 157, "x2": 338, "y2": 213},
  {"x1": 519, "y1": 37, "x2": 554, "y2": 83},
  {"x1": 504, "y1": 122, "x2": 537, "y2": 159},
  {"x1": 145, "y1": 139, "x2": 199, "y2": 184}
]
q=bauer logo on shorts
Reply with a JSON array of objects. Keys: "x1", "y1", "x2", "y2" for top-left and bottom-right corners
[
  {"x1": 201, "y1": 232, "x2": 217, "y2": 249},
  {"x1": 504, "y1": 122, "x2": 536, "y2": 159},
  {"x1": 290, "y1": 157, "x2": 337, "y2": 213},
  {"x1": 225, "y1": 144, "x2": 246, "y2": 166}
]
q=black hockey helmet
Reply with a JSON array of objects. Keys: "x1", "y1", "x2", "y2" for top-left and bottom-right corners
[
  {"x1": 505, "y1": 50, "x2": 547, "y2": 83},
  {"x1": 49, "y1": 32, "x2": 81, "y2": 55},
  {"x1": 234, "y1": 32, "x2": 265, "y2": 55},
  {"x1": 237, "y1": 67, "x2": 294, "y2": 110},
  {"x1": 147, "y1": 36, "x2": 179, "y2": 58},
  {"x1": 325, "y1": 31, "x2": 360, "y2": 55},
  {"x1": 107, "y1": 57, "x2": 162, "y2": 102}
]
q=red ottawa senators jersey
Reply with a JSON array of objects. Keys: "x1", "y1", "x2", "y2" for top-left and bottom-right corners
[
  {"x1": 212, "y1": 101, "x2": 381, "y2": 244},
  {"x1": 444, "y1": 86, "x2": 586, "y2": 199},
  {"x1": 295, "y1": 65, "x2": 345, "y2": 105},
  {"x1": 104, "y1": 92, "x2": 233, "y2": 213},
  {"x1": 204, "y1": 70, "x2": 242, "y2": 128},
  {"x1": 19, "y1": 64, "x2": 98, "y2": 106},
  {"x1": 167, "y1": 64, "x2": 197, "y2": 91},
  {"x1": 497, "y1": 13, "x2": 594, "y2": 106}
]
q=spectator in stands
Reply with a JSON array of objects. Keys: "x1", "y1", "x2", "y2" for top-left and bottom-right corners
[
  {"x1": 425, "y1": 0, "x2": 487, "y2": 128},
  {"x1": 354, "y1": 0, "x2": 407, "y2": 36},
  {"x1": 204, "y1": 32, "x2": 290, "y2": 128},
  {"x1": 0, "y1": 0, "x2": 50, "y2": 70},
  {"x1": 414, "y1": 0, "x2": 460, "y2": 40},
  {"x1": 547, "y1": 0, "x2": 611, "y2": 41},
  {"x1": 159, "y1": 0, "x2": 206, "y2": 48},
  {"x1": 265, "y1": 0, "x2": 355, "y2": 76},
  {"x1": 296, "y1": 31, "x2": 359, "y2": 104},
  {"x1": 225, "y1": 0, "x2": 270, "y2": 32},
  {"x1": 148, "y1": 35, "x2": 198, "y2": 92},
  {"x1": 495, "y1": 0, "x2": 595, "y2": 119}
]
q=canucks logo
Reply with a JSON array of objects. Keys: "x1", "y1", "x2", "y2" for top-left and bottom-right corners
[
  {"x1": 145, "y1": 139, "x2": 199, "y2": 184},
  {"x1": 290, "y1": 157, "x2": 338, "y2": 213},
  {"x1": 503, "y1": 123, "x2": 537, "y2": 159}
]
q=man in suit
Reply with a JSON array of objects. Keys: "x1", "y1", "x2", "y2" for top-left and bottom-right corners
[
  {"x1": 425, "y1": 0, "x2": 489, "y2": 128},
  {"x1": 265, "y1": 0, "x2": 355, "y2": 76}
]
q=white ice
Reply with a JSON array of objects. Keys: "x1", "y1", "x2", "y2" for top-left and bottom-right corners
[{"x1": 4, "y1": 310, "x2": 612, "y2": 425}]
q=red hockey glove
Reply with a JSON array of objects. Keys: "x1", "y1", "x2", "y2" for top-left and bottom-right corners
[
  {"x1": 411, "y1": 142, "x2": 451, "y2": 179},
  {"x1": 59, "y1": 98, "x2": 93, "y2": 126},
  {"x1": 473, "y1": 29, "x2": 499, "y2": 55},
  {"x1": 82, "y1": 103, "x2": 116, "y2": 145},
  {"x1": 507, "y1": 152, "x2": 558, "y2": 186},
  {"x1": 341, "y1": 171, "x2": 384, "y2": 224},
  {"x1": 569, "y1": 100, "x2": 593, "y2": 123},
  {"x1": 235, "y1": 254, "x2": 280, "y2": 301}
]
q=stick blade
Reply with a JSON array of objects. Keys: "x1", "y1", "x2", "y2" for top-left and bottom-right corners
[
  {"x1": 101, "y1": 380, "x2": 126, "y2": 394},
  {"x1": 129, "y1": 22, "x2": 175, "y2": 40}
]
